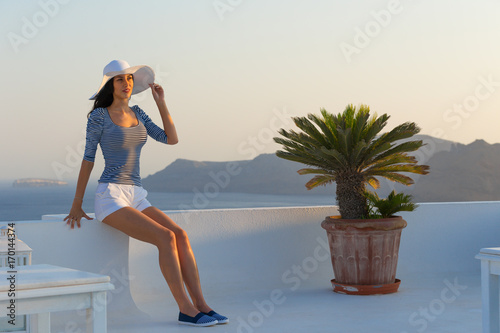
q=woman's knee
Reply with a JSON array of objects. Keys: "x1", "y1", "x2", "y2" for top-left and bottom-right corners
[
  {"x1": 156, "y1": 228, "x2": 177, "y2": 248},
  {"x1": 173, "y1": 228, "x2": 189, "y2": 243}
]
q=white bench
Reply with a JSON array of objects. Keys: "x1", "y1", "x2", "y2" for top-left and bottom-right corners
[
  {"x1": 476, "y1": 247, "x2": 500, "y2": 333},
  {"x1": 0, "y1": 264, "x2": 114, "y2": 333}
]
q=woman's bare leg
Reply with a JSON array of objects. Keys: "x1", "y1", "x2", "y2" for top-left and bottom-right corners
[
  {"x1": 141, "y1": 206, "x2": 212, "y2": 313},
  {"x1": 101, "y1": 207, "x2": 200, "y2": 316}
]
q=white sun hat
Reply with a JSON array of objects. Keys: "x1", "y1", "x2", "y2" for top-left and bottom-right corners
[{"x1": 89, "y1": 60, "x2": 155, "y2": 100}]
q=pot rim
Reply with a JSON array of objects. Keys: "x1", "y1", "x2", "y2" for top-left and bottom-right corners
[{"x1": 321, "y1": 215, "x2": 407, "y2": 231}]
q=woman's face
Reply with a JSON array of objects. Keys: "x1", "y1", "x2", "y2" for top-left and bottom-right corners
[{"x1": 112, "y1": 74, "x2": 134, "y2": 100}]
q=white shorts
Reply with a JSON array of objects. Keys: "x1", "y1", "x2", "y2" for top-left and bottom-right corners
[{"x1": 94, "y1": 183, "x2": 152, "y2": 221}]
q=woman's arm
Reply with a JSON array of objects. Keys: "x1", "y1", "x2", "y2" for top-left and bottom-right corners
[
  {"x1": 150, "y1": 83, "x2": 178, "y2": 145},
  {"x1": 64, "y1": 159, "x2": 94, "y2": 229}
]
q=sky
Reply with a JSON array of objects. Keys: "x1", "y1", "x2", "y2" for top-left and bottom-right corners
[{"x1": 1, "y1": 0, "x2": 500, "y2": 182}]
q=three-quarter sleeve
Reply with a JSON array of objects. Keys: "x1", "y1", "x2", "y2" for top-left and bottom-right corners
[
  {"x1": 133, "y1": 105, "x2": 169, "y2": 144},
  {"x1": 83, "y1": 108, "x2": 104, "y2": 162}
]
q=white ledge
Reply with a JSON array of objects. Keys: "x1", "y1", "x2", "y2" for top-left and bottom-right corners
[{"x1": 2, "y1": 202, "x2": 498, "y2": 332}]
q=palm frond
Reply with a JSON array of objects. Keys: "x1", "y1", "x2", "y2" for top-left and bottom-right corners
[
  {"x1": 367, "y1": 171, "x2": 416, "y2": 186},
  {"x1": 362, "y1": 113, "x2": 389, "y2": 144},
  {"x1": 297, "y1": 168, "x2": 332, "y2": 175},
  {"x1": 292, "y1": 116, "x2": 330, "y2": 148},
  {"x1": 363, "y1": 153, "x2": 419, "y2": 171},
  {"x1": 366, "y1": 164, "x2": 430, "y2": 178},
  {"x1": 364, "y1": 122, "x2": 420, "y2": 161},
  {"x1": 366, "y1": 190, "x2": 418, "y2": 218},
  {"x1": 318, "y1": 147, "x2": 349, "y2": 170},
  {"x1": 308, "y1": 112, "x2": 337, "y2": 148},
  {"x1": 366, "y1": 176, "x2": 381, "y2": 189},
  {"x1": 373, "y1": 140, "x2": 425, "y2": 162},
  {"x1": 305, "y1": 174, "x2": 336, "y2": 189}
]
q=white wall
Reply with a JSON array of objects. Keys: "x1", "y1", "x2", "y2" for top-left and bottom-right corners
[
  {"x1": 4, "y1": 217, "x2": 146, "y2": 321},
  {"x1": 3, "y1": 202, "x2": 500, "y2": 315},
  {"x1": 398, "y1": 201, "x2": 500, "y2": 275}
]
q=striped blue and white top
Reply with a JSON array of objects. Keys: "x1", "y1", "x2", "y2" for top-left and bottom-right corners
[{"x1": 84, "y1": 105, "x2": 168, "y2": 186}]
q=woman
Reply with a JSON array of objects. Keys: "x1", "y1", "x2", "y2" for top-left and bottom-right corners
[{"x1": 64, "y1": 60, "x2": 227, "y2": 327}]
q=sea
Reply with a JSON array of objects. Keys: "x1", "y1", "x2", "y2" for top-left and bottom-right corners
[{"x1": 0, "y1": 181, "x2": 335, "y2": 221}]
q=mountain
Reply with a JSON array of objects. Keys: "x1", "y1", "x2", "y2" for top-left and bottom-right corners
[
  {"x1": 412, "y1": 139, "x2": 500, "y2": 202},
  {"x1": 142, "y1": 135, "x2": 500, "y2": 202},
  {"x1": 142, "y1": 153, "x2": 335, "y2": 196}
]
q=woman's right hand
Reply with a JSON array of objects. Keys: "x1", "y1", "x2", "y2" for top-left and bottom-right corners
[{"x1": 64, "y1": 202, "x2": 93, "y2": 229}]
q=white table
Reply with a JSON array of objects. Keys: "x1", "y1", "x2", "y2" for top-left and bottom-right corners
[
  {"x1": 476, "y1": 247, "x2": 500, "y2": 333},
  {"x1": 0, "y1": 264, "x2": 114, "y2": 333}
]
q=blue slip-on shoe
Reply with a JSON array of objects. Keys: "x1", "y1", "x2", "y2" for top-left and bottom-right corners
[
  {"x1": 203, "y1": 311, "x2": 229, "y2": 324},
  {"x1": 178, "y1": 312, "x2": 218, "y2": 327}
]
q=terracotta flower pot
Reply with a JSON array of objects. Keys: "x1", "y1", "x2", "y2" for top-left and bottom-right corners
[{"x1": 321, "y1": 215, "x2": 407, "y2": 295}]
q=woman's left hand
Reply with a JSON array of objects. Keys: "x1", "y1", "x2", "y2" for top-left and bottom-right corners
[{"x1": 150, "y1": 83, "x2": 165, "y2": 103}]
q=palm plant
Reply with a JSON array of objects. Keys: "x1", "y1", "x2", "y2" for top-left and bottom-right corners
[
  {"x1": 365, "y1": 190, "x2": 418, "y2": 219},
  {"x1": 273, "y1": 104, "x2": 430, "y2": 219}
]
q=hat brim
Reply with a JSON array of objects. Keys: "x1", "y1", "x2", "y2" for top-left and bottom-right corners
[{"x1": 89, "y1": 65, "x2": 155, "y2": 100}]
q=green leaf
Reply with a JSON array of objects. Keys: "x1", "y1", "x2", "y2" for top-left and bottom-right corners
[
  {"x1": 365, "y1": 190, "x2": 418, "y2": 218},
  {"x1": 305, "y1": 174, "x2": 335, "y2": 189}
]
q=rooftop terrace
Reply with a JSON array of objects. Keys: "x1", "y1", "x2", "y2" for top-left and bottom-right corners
[{"x1": 3, "y1": 201, "x2": 500, "y2": 332}]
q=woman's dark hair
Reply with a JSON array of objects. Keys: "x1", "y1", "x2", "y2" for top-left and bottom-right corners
[{"x1": 87, "y1": 78, "x2": 115, "y2": 118}]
